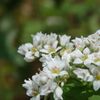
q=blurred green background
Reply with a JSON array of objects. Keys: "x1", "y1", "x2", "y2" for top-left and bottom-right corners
[{"x1": 0, "y1": 0, "x2": 100, "y2": 100}]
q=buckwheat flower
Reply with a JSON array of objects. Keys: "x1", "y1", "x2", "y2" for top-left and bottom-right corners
[
  {"x1": 18, "y1": 32, "x2": 46, "y2": 62},
  {"x1": 32, "y1": 71, "x2": 51, "y2": 86},
  {"x1": 18, "y1": 43, "x2": 38, "y2": 62},
  {"x1": 88, "y1": 30, "x2": 100, "y2": 43},
  {"x1": 85, "y1": 52, "x2": 100, "y2": 67},
  {"x1": 54, "y1": 86, "x2": 63, "y2": 100},
  {"x1": 88, "y1": 42, "x2": 100, "y2": 52},
  {"x1": 73, "y1": 68, "x2": 94, "y2": 82},
  {"x1": 40, "y1": 79, "x2": 57, "y2": 96},
  {"x1": 71, "y1": 48, "x2": 92, "y2": 66},
  {"x1": 41, "y1": 55, "x2": 68, "y2": 78},
  {"x1": 92, "y1": 52, "x2": 100, "y2": 66},
  {"x1": 71, "y1": 49, "x2": 83, "y2": 58},
  {"x1": 23, "y1": 73, "x2": 57, "y2": 100},
  {"x1": 59, "y1": 35, "x2": 73, "y2": 56},
  {"x1": 18, "y1": 43, "x2": 33, "y2": 55},
  {"x1": 22, "y1": 79, "x2": 40, "y2": 100},
  {"x1": 88, "y1": 66, "x2": 100, "y2": 91},
  {"x1": 32, "y1": 32, "x2": 46, "y2": 49},
  {"x1": 88, "y1": 30, "x2": 100, "y2": 51},
  {"x1": 40, "y1": 33, "x2": 61, "y2": 54},
  {"x1": 72, "y1": 37, "x2": 86, "y2": 51},
  {"x1": 32, "y1": 72, "x2": 57, "y2": 96},
  {"x1": 59, "y1": 34, "x2": 71, "y2": 46},
  {"x1": 61, "y1": 53, "x2": 72, "y2": 70}
]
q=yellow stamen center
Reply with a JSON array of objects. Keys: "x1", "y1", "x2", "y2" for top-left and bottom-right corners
[
  {"x1": 48, "y1": 48, "x2": 55, "y2": 53},
  {"x1": 51, "y1": 67, "x2": 60, "y2": 74},
  {"x1": 31, "y1": 47, "x2": 37, "y2": 53},
  {"x1": 96, "y1": 73, "x2": 100, "y2": 80},
  {"x1": 60, "y1": 48, "x2": 71, "y2": 55},
  {"x1": 32, "y1": 90, "x2": 39, "y2": 96},
  {"x1": 94, "y1": 58, "x2": 100, "y2": 62},
  {"x1": 82, "y1": 55, "x2": 88, "y2": 61}
]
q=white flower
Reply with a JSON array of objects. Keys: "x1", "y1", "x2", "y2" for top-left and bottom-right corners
[
  {"x1": 41, "y1": 55, "x2": 68, "y2": 78},
  {"x1": 54, "y1": 86, "x2": 63, "y2": 100},
  {"x1": 22, "y1": 74, "x2": 57, "y2": 100},
  {"x1": 92, "y1": 52, "x2": 100, "y2": 66},
  {"x1": 40, "y1": 80, "x2": 57, "y2": 96},
  {"x1": 61, "y1": 53, "x2": 72, "y2": 70},
  {"x1": 40, "y1": 33, "x2": 61, "y2": 54},
  {"x1": 88, "y1": 30, "x2": 100, "y2": 43},
  {"x1": 59, "y1": 35, "x2": 71, "y2": 46},
  {"x1": 79, "y1": 47, "x2": 91, "y2": 65},
  {"x1": 18, "y1": 43, "x2": 39, "y2": 62},
  {"x1": 73, "y1": 68, "x2": 94, "y2": 82},
  {"x1": 89, "y1": 66, "x2": 100, "y2": 91},
  {"x1": 18, "y1": 32, "x2": 47, "y2": 62},
  {"x1": 18, "y1": 43, "x2": 38, "y2": 62},
  {"x1": 71, "y1": 48, "x2": 93, "y2": 65},
  {"x1": 30, "y1": 95, "x2": 40, "y2": 100},
  {"x1": 32, "y1": 71, "x2": 50, "y2": 85},
  {"x1": 59, "y1": 35, "x2": 73, "y2": 56},
  {"x1": 22, "y1": 79, "x2": 40, "y2": 100},
  {"x1": 88, "y1": 30, "x2": 100, "y2": 51},
  {"x1": 22, "y1": 79, "x2": 33, "y2": 91},
  {"x1": 93, "y1": 80, "x2": 100, "y2": 91},
  {"x1": 24, "y1": 51, "x2": 35, "y2": 62},
  {"x1": 32, "y1": 71, "x2": 57, "y2": 96},
  {"x1": 32, "y1": 32, "x2": 46, "y2": 49},
  {"x1": 85, "y1": 52, "x2": 100, "y2": 67},
  {"x1": 72, "y1": 37, "x2": 86, "y2": 50},
  {"x1": 71, "y1": 49, "x2": 83, "y2": 58},
  {"x1": 18, "y1": 43, "x2": 33, "y2": 55}
]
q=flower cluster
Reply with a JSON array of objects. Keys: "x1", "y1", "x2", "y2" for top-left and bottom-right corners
[{"x1": 18, "y1": 30, "x2": 100, "y2": 100}]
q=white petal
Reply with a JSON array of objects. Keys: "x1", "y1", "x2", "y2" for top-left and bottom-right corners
[
  {"x1": 93, "y1": 80, "x2": 100, "y2": 91},
  {"x1": 30, "y1": 95, "x2": 40, "y2": 100},
  {"x1": 40, "y1": 49, "x2": 49, "y2": 53},
  {"x1": 24, "y1": 52, "x2": 34, "y2": 62},
  {"x1": 83, "y1": 47, "x2": 90, "y2": 55},
  {"x1": 71, "y1": 49, "x2": 83, "y2": 58},
  {"x1": 59, "y1": 71, "x2": 68, "y2": 76},
  {"x1": 73, "y1": 58, "x2": 83, "y2": 64},
  {"x1": 18, "y1": 43, "x2": 33, "y2": 55},
  {"x1": 34, "y1": 51, "x2": 40, "y2": 57},
  {"x1": 54, "y1": 86, "x2": 63, "y2": 100},
  {"x1": 73, "y1": 68, "x2": 93, "y2": 82}
]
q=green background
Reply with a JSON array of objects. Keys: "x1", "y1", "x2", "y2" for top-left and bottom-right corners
[{"x1": 0, "y1": 0, "x2": 100, "y2": 100}]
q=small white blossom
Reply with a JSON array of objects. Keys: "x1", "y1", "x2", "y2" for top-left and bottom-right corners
[
  {"x1": 72, "y1": 37, "x2": 86, "y2": 50},
  {"x1": 18, "y1": 43, "x2": 33, "y2": 55},
  {"x1": 89, "y1": 66, "x2": 100, "y2": 91},
  {"x1": 71, "y1": 49, "x2": 83, "y2": 58},
  {"x1": 92, "y1": 52, "x2": 100, "y2": 66},
  {"x1": 22, "y1": 79, "x2": 40, "y2": 100},
  {"x1": 71, "y1": 48, "x2": 93, "y2": 66},
  {"x1": 41, "y1": 55, "x2": 68, "y2": 78},
  {"x1": 88, "y1": 30, "x2": 100, "y2": 51},
  {"x1": 59, "y1": 35, "x2": 73, "y2": 56},
  {"x1": 18, "y1": 43, "x2": 39, "y2": 62},
  {"x1": 40, "y1": 33, "x2": 61, "y2": 54},
  {"x1": 73, "y1": 68, "x2": 94, "y2": 82},
  {"x1": 59, "y1": 34, "x2": 71, "y2": 46},
  {"x1": 54, "y1": 86, "x2": 63, "y2": 100}
]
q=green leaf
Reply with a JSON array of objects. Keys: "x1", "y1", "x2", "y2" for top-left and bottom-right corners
[{"x1": 89, "y1": 95, "x2": 100, "y2": 100}]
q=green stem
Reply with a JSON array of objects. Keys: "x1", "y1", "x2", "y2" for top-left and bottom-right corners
[{"x1": 44, "y1": 95, "x2": 48, "y2": 100}]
